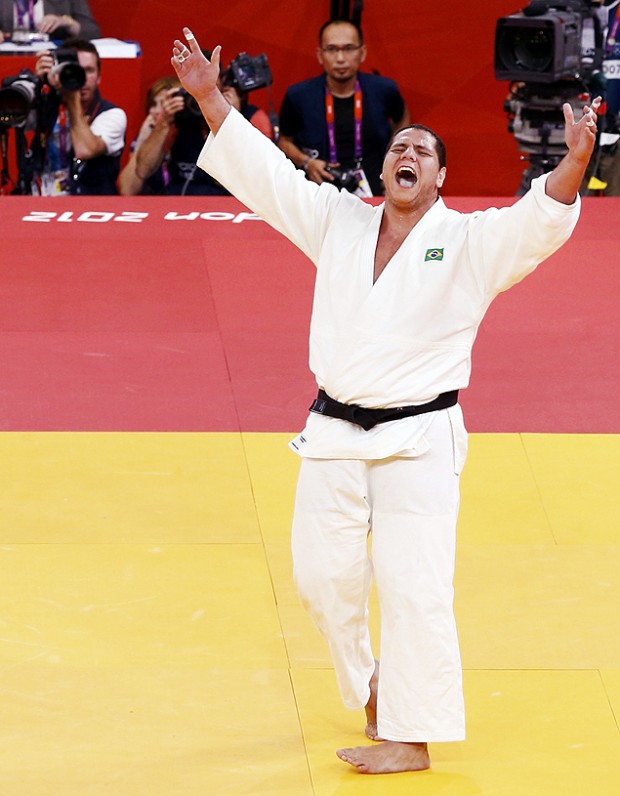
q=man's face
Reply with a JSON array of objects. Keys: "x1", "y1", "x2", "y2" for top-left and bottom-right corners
[
  {"x1": 382, "y1": 127, "x2": 446, "y2": 209},
  {"x1": 316, "y1": 22, "x2": 366, "y2": 84},
  {"x1": 77, "y1": 51, "x2": 100, "y2": 107}
]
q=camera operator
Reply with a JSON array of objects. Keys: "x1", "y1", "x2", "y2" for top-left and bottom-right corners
[
  {"x1": 0, "y1": 0, "x2": 100, "y2": 42},
  {"x1": 278, "y1": 18, "x2": 410, "y2": 196},
  {"x1": 118, "y1": 54, "x2": 274, "y2": 196},
  {"x1": 495, "y1": 0, "x2": 620, "y2": 194},
  {"x1": 32, "y1": 38, "x2": 126, "y2": 195}
]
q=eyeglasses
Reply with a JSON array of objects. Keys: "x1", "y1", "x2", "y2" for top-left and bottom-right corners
[{"x1": 321, "y1": 44, "x2": 363, "y2": 55}]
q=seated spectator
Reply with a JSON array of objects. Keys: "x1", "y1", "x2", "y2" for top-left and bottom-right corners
[
  {"x1": 0, "y1": 0, "x2": 100, "y2": 41},
  {"x1": 278, "y1": 18, "x2": 410, "y2": 196},
  {"x1": 118, "y1": 58, "x2": 274, "y2": 196},
  {"x1": 31, "y1": 38, "x2": 126, "y2": 195}
]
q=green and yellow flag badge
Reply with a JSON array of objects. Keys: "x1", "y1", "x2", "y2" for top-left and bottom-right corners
[{"x1": 424, "y1": 248, "x2": 444, "y2": 262}]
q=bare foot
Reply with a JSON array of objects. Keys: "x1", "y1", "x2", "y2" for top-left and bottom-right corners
[
  {"x1": 336, "y1": 741, "x2": 430, "y2": 774},
  {"x1": 364, "y1": 659, "x2": 383, "y2": 741}
]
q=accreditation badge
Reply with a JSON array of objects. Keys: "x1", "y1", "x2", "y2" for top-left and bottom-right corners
[{"x1": 352, "y1": 168, "x2": 373, "y2": 198}]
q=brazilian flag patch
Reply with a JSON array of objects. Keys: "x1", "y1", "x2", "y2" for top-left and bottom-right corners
[{"x1": 424, "y1": 248, "x2": 444, "y2": 262}]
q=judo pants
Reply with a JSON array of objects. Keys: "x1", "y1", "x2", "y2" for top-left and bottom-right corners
[{"x1": 291, "y1": 410, "x2": 466, "y2": 742}]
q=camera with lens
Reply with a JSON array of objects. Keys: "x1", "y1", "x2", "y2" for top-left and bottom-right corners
[
  {"x1": 222, "y1": 52, "x2": 272, "y2": 93},
  {"x1": 325, "y1": 165, "x2": 360, "y2": 193},
  {"x1": 172, "y1": 87, "x2": 202, "y2": 127},
  {"x1": 50, "y1": 47, "x2": 87, "y2": 92},
  {"x1": 0, "y1": 69, "x2": 39, "y2": 127},
  {"x1": 494, "y1": 0, "x2": 607, "y2": 191},
  {"x1": 494, "y1": 0, "x2": 598, "y2": 83}
]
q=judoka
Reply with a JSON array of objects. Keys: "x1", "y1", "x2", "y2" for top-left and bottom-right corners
[{"x1": 171, "y1": 27, "x2": 600, "y2": 775}]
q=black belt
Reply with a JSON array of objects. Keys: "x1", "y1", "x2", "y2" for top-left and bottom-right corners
[{"x1": 309, "y1": 388, "x2": 459, "y2": 431}]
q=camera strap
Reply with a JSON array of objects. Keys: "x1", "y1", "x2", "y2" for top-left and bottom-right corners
[
  {"x1": 325, "y1": 79, "x2": 363, "y2": 166},
  {"x1": 84, "y1": 91, "x2": 103, "y2": 125},
  {"x1": 56, "y1": 104, "x2": 70, "y2": 168}
]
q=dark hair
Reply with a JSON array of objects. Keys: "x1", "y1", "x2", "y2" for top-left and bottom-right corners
[
  {"x1": 63, "y1": 37, "x2": 101, "y2": 71},
  {"x1": 386, "y1": 123, "x2": 447, "y2": 169},
  {"x1": 319, "y1": 18, "x2": 364, "y2": 46}
]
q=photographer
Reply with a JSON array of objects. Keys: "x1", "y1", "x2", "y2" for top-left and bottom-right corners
[
  {"x1": 32, "y1": 38, "x2": 126, "y2": 195},
  {"x1": 118, "y1": 55, "x2": 273, "y2": 196},
  {"x1": 0, "y1": 0, "x2": 100, "y2": 42},
  {"x1": 117, "y1": 76, "x2": 183, "y2": 196},
  {"x1": 278, "y1": 18, "x2": 410, "y2": 196}
]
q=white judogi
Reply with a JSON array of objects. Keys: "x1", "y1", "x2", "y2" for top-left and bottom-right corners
[{"x1": 198, "y1": 109, "x2": 580, "y2": 741}]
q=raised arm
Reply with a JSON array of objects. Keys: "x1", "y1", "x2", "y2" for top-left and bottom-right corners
[
  {"x1": 170, "y1": 28, "x2": 231, "y2": 135},
  {"x1": 545, "y1": 96, "x2": 601, "y2": 205}
]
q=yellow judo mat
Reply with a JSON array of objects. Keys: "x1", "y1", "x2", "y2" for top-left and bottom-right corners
[{"x1": 1, "y1": 431, "x2": 619, "y2": 795}]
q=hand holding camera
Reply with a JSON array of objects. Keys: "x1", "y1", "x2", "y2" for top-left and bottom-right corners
[
  {"x1": 325, "y1": 164, "x2": 360, "y2": 193},
  {"x1": 171, "y1": 87, "x2": 202, "y2": 126},
  {"x1": 158, "y1": 87, "x2": 186, "y2": 126},
  {"x1": 35, "y1": 48, "x2": 86, "y2": 93},
  {"x1": 303, "y1": 156, "x2": 331, "y2": 185}
]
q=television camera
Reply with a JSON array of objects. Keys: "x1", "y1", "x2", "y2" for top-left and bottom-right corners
[
  {"x1": 173, "y1": 52, "x2": 275, "y2": 130},
  {"x1": 494, "y1": 0, "x2": 614, "y2": 192},
  {"x1": 221, "y1": 52, "x2": 272, "y2": 93},
  {"x1": 221, "y1": 52, "x2": 278, "y2": 138}
]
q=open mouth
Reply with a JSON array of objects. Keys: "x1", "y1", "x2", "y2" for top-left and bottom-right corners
[{"x1": 396, "y1": 165, "x2": 417, "y2": 188}]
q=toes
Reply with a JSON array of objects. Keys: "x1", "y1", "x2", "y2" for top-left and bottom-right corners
[
  {"x1": 336, "y1": 748, "x2": 362, "y2": 767},
  {"x1": 365, "y1": 723, "x2": 378, "y2": 740},
  {"x1": 365, "y1": 722, "x2": 385, "y2": 742}
]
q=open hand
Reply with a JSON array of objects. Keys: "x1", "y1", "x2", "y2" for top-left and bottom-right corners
[
  {"x1": 563, "y1": 96, "x2": 602, "y2": 163},
  {"x1": 171, "y1": 28, "x2": 220, "y2": 104}
]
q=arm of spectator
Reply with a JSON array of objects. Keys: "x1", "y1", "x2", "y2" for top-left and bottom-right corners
[
  {"x1": 68, "y1": 0, "x2": 101, "y2": 39},
  {"x1": 118, "y1": 151, "x2": 143, "y2": 196},
  {"x1": 133, "y1": 121, "x2": 171, "y2": 181},
  {"x1": 38, "y1": 14, "x2": 81, "y2": 37},
  {"x1": 38, "y1": 1, "x2": 100, "y2": 38},
  {"x1": 64, "y1": 90, "x2": 107, "y2": 159},
  {"x1": 118, "y1": 114, "x2": 160, "y2": 195},
  {"x1": 37, "y1": 1, "x2": 101, "y2": 39},
  {"x1": 277, "y1": 135, "x2": 334, "y2": 184},
  {"x1": 134, "y1": 88, "x2": 183, "y2": 181}
]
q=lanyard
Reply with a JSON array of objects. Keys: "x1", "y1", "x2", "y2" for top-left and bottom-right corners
[
  {"x1": 84, "y1": 94, "x2": 102, "y2": 125},
  {"x1": 15, "y1": 0, "x2": 35, "y2": 29},
  {"x1": 57, "y1": 104, "x2": 70, "y2": 168},
  {"x1": 325, "y1": 79, "x2": 363, "y2": 165}
]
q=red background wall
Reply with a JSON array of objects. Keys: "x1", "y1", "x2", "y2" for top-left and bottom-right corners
[{"x1": 90, "y1": 0, "x2": 526, "y2": 196}]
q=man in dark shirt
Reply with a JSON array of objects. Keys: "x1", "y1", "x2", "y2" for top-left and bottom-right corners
[{"x1": 278, "y1": 18, "x2": 409, "y2": 196}]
